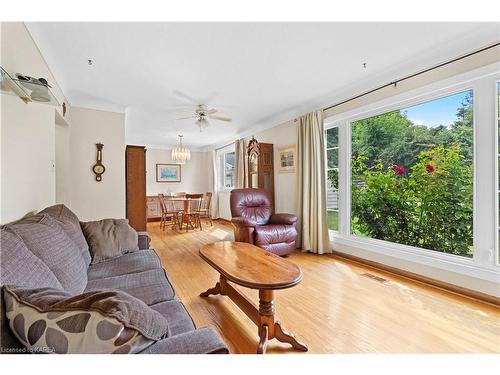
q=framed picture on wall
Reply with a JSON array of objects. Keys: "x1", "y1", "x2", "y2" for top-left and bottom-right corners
[
  {"x1": 278, "y1": 146, "x2": 296, "y2": 173},
  {"x1": 156, "y1": 164, "x2": 181, "y2": 182}
]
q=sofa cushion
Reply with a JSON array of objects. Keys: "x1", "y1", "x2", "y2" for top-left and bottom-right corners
[
  {"x1": 0, "y1": 228, "x2": 63, "y2": 290},
  {"x1": 87, "y1": 250, "x2": 162, "y2": 281},
  {"x1": 5, "y1": 215, "x2": 87, "y2": 294},
  {"x1": 0, "y1": 228, "x2": 64, "y2": 351},
  {"x1": 39, "y1": 204, "x2": 91, "y2": 267},
  {"x1": 81, "y1": 219, "x2": 139, "y2": 264},
  {"x1": 140, "y1": 327, "x2": 229, "y2": 354},
  {"x1": 3, "y1": 286, "x2": 169, "y2": 354},
  {"x1": 150, "y1": 300, "x2": 195, "y2": 336},
  {"x1": 85, "y1": 269, "x2": 175, "y2": 306}
]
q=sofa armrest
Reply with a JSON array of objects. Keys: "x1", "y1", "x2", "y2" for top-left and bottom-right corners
[
  {"x1": 231, "y1": 216, "x2": 257, "y2": 228},
  {"x1": 269, "y1": 213, "x2": 298, "y2": 225},
  {"x1": 137, "y1": 231, "x2": 151, "y2": 250},
  {"x1": 139, "y1": 327, "x2": 229, "y2": 354}
]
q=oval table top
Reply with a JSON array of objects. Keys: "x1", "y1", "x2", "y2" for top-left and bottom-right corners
[{"x1": 199, "y1": 241, "x2": 303, "y2": 290}]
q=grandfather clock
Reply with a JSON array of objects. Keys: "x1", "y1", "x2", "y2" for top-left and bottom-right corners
[{"x1": 247, "y1": 137, "x2": 274, "y2": 206}]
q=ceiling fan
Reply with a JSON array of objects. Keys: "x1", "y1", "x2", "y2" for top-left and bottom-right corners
[{"x1": 172, "y1": 90, "x2": 232, "y2": 131}]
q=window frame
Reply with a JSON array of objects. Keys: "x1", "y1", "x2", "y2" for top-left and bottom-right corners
[
  {"x1": 324, "y1": 125, "x2": 340, "y2": 233},
  {"x1": 216, "y1": 144, "x2": 236, "y2": 192},
  {"x1": 324, "y1": 63, "x2": 500, "y2": 285},
  {"x1": 495, "y1": 80, "x2": 500, "y2": 265}
]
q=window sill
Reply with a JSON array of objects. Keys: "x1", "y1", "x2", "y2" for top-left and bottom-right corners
[{"x1": 330, "y1": 231, "x2": 500, "y2": 297}]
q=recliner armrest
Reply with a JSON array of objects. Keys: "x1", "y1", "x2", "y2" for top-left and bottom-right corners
[
  {"x1": 231, "y1": 216, "x2": 257, "y2": 228},
  {"x1": 137, "y1": 231, "x2": 150, "y2": 250},
  {"x1": 139, "y1": 327, "x2": 229, "y2": 354},
  {"x1": 269, "y1": 213, "x2": 298, "y2": 225}
]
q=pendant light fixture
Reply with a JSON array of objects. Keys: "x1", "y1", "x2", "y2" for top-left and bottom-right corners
[{"x1": 171, "y1": 134, "x2": 191, "y2": 164}]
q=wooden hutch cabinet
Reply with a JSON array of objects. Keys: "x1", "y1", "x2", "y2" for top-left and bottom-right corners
[
  {"x1": 125, "y1": 145, "x2": 147, "y2": 231},
  {"x1": 248, "y1": 140, "x2": 274, "y2": 206}
]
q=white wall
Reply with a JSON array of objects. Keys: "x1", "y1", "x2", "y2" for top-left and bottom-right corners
[
  {"x1": 146, "y1": 148, "x2": 211, "y2": 196},
  {"x1": 1, "y1": 95, "x2": 56, "y2": 223},
  {"x1": 68, "y1": 107, "x2": 126, "y2": 221},
  {"x1": 55, "y1": 115, "x2": 71, "y2": 206},
  {"x1": 0, "y1": 22, "x2": 70, "y2": 223},
  {"x1": 217, "y1": 191, "x2": 232, "y2": 220}
]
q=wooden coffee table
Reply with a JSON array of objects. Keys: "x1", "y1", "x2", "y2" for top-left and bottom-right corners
[{"x1": 199, "y1": 241, "x2": 308, "y2": 354}]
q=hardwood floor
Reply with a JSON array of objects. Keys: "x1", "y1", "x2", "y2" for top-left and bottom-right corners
[{"x1": 148, "y1": 220, "x2": 500, "y2": 354}]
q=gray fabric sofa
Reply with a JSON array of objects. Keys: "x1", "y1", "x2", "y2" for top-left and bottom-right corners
[{"x1": 0, "y1": 205, "x2": 228, "y2": 354}]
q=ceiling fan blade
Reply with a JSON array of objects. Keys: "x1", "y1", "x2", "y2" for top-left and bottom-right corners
[
  {"x1": 208, "y1": 115, "x2": 232, "y2": 122},
  {"x1": 206, "y1": 108, "x2": 218, "y2": 115},
  {"x1": 176, "y1": 115, "x2": 197, "y2": 120},
  {"x1": 163, "y1": 108, "x2": 194, "y2": 115},
  {"x1": 172, "y1": 90, "x2": 200, "y2": 105}
]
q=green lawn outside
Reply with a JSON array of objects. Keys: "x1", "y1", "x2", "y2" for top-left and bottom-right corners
[{"x1": 327, "y1": 210, "x2": 338, "y2": 231}]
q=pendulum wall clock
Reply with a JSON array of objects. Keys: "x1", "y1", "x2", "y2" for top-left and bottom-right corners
[{"x1": 92, "y1": 143, "x2": 106, "y2": 182}]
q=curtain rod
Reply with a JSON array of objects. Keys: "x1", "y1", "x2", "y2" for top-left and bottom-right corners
[{"x1": 323, "y1": 41, "x2": 500, "y2": 112}]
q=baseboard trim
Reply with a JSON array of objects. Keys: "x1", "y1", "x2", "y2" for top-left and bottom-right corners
[{"x1": 331, "y1": 250, "x2": 500, "y2": 307}]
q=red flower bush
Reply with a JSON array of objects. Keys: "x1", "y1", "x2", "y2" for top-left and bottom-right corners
[
  {"x1": 425, "y1": 163, "x2": 435, "y2": 173},
  {"x1": 392, "y1": 165, "x2": 405, "y2": 176}
]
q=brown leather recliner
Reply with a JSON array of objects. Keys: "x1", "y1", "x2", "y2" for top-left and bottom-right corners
[{"x1": 230, "y1": 188, "x2": 298, "y2": 256}]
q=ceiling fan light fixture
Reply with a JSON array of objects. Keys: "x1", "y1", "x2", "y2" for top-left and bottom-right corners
[
  {"x1": 196, "y1": 117, "x2": 209, "y2": 130},
  {"x1": 171, "y1": 134, "x2": 191, "y2": 164}
]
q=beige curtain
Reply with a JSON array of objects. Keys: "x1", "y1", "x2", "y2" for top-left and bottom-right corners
[
  {"x1": 210, "y1": 150, "x2": 220, "y2": 219},
  {"x1": 234, "y1": 139, "x2": 247, "y2": 188},
  {"x1": 296, "y1": 110, "x2": 332, "y2": 254}
]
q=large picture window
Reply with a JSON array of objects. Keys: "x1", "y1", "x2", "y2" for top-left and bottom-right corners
[
  {"x1": 351, "y1": 90, "x2": 474, "y2": 257},
  {"x1": 326, "y1": 127, "x2": 339, "y2": 231}
]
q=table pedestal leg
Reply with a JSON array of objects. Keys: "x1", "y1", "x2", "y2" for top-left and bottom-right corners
[
  {"x1": 274, "y1": 320, "x2": 308, "y2": 352},
  {"x1": 257, "y1": 325, "x2": 269, "y2": 354},
  {"x1": 200, "y1": 277, "x2": 308, "y2": 353},
  {"x1": 256, "y1": 289, "x2": 308, "y2": 354},
  {"x1": 199, "y1": 282, "x2": 222, "y2": 297}
]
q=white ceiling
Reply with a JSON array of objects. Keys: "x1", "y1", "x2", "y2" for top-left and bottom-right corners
[{"x1": 26, "y1": 22, "x2": 500, "y2": 150}]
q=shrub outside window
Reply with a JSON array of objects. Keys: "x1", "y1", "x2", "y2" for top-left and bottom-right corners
[{"x1": 350, "y1": 90, "x2": 474, "y2": 258}]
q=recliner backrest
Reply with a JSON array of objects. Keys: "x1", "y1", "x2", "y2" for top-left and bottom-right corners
[{"x1": 230, "y1": 188, "x2": 272, "y2": 225}]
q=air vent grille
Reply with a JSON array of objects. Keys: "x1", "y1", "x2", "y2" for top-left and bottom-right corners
[{"x1": 360, "y1": 273, "x2": 389, "y2": 283}]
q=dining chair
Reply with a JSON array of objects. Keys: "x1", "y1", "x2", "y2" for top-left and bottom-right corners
[
  {"x1": 181, "y1": 193, "x2": 204, "y2": 232},
  {"x1": 171, "y1": 192, "x2": 186, "y2": 212},
  {"x1": 158, "y1": 194, "x2": 180, "y2": 231},
  {"x1": 198, "y1": 192, "x2": 213, "y2": 226}
]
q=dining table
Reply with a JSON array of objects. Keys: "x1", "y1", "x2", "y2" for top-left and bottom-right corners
[
  {"x1": 164, "y1": 196, "x2": 202, "y2": 230},
  {"x1": 165, "y1": 197, "x2": 195, "y2": 213}
]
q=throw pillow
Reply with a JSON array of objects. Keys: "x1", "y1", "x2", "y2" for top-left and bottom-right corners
[
  {"x1": 3, "y1": 286, "x2": 169, "y2": 354},
  {"x1": 81, "y1": 219, "x2": 139, "y2": 264}
]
